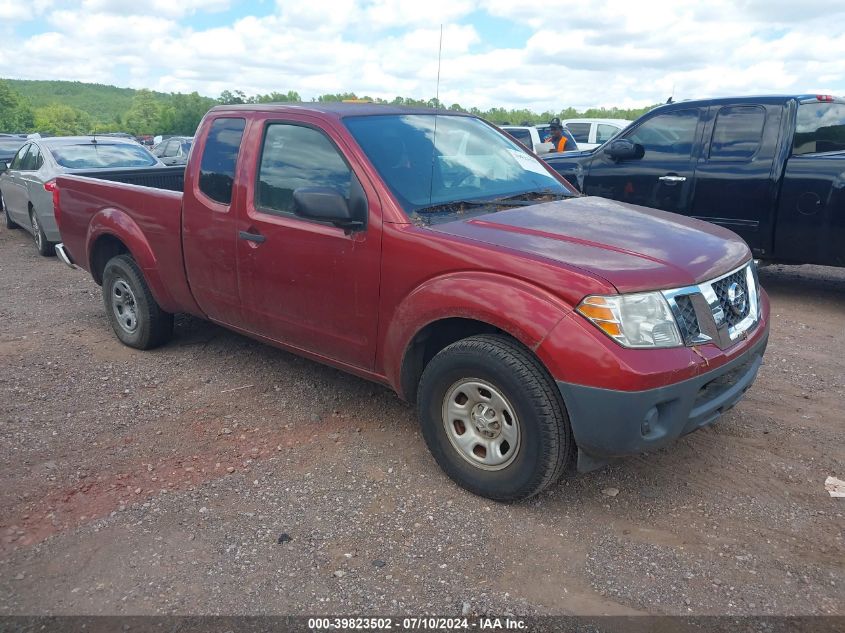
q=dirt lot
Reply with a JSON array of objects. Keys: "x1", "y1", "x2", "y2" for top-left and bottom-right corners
[{"x1": 0, "y1": 223, "x2": 843, "y2": 617}]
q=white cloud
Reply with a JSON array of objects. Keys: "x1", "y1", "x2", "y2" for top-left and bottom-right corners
[
  {"x1": 0, "y1": 0, "x2": 843, "y2": 112},
  {"x1": 81, "y1": 0, "x2": 230, "y2": 18}
]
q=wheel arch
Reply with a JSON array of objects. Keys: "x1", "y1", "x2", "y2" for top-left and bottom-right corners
[
  {"x1": 85, "y1": 209, "x2": 179, "y2": 311},
  {"x1": 386, "y1": 271, "x2": 572, "y2": 403}
]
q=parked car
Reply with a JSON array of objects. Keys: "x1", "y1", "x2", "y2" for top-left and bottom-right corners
[
  {"x1": 545, "y1": 94, "x2": 845, "y2": 268},
  {"x1": 152, "y1": 136, "x2": 193, "y2": 166},
  {"x1": 0, "y1": 136, "x2": 168, "y2": 256},
  {"x1": 561, "y1": 118, "x2": 632, "y2": 150},
  {"x1": 0, "y1": 135, "x2": 27, "y2": 166},
  {"x1": 53, "y1": 104, "x2": 769, "y2": 500},
  {"x1": 501, "y1": 126, "x2": 553, "y2": 154}
]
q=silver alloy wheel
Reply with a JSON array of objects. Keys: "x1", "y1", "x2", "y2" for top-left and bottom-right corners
[
  {"x1": 30, "y1": 213, "x2": 42, "y2": 249},
  {"x1": 441, "y1": 378, "x2": 521, "y2": 471},
  {"x1": 111, "y1": 278, "x2": 139, "y2": 334}
]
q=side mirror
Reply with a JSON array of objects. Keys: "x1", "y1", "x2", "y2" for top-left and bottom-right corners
[
  {"x1": 605, "y1": 139, "x2": 644, "y2": 161},
  {"x1": 293, "y1": 187, "x2": 363, "y2": 229}
]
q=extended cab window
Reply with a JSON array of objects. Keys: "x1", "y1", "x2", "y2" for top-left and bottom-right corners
[
  {"x1": 709, "y1": 106, "x2": 765, "y2": 161},
  {"x1": 626, "y1": 109, "x2": 699, "y2": 158},
  {"x1": 256, "y1": 123, "x2": 352, "y2": 215},
  {"x1": 794, "y1": 103, "x2": 845, "y2": 155},
  {"x1": 199, "y1": 118, "x2": 246, "y2": 205}
]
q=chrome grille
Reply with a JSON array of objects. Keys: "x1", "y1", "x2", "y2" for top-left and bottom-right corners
[
  {"x1": 662, "y1": 262, "x2": 760, "y2": 350},
  {"x1": 711, "y1": 269, "x2": 751, "y2": 328},
  {"x1": 673, "y1": 294, "x2": 701, "y2": 343}
]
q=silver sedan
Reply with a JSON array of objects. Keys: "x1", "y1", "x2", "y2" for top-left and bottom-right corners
[{"x1": 0, "y1": 136, "x2": 163, "y2": 256}]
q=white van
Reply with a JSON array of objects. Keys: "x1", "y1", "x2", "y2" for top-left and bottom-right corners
[{"x1": 561, "y1": 118, "x2": 632, "y2": 150}]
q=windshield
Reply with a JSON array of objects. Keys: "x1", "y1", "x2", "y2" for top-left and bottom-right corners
[
  {"x1": 51, "y1": 143, "x2": 158, "y2": 169},
  {"x1": 344, "y1": 114, "x2": 569, "y2": 216},
  {"x1": 794, "y1": 103, "x2": 845, "y2": 155}
]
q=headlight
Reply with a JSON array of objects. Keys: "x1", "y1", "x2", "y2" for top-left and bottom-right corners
[{"x1": 577, "y1": 292, "x2": 683, "y2": 348}]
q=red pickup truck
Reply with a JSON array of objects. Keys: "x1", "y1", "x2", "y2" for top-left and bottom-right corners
[{"x1": 53, "y1": 104, "x2": 770, "y2": 500}]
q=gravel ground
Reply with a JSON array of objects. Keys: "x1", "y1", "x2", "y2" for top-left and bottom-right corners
[{"x1": 0, "y1": 224, "x2": 843, "y2": 616}]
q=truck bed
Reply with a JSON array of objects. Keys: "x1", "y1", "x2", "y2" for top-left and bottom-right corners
[{"x1": 55, "y1": 171, "x2": 198, "y2": 315}]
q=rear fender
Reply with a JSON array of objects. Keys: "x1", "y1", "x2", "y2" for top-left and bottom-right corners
[
  {"x1": 381, "y1": 271, "x2": 572, "y2": 394},
  {"x1": 86, "y1": 207, "x2": 179, "y2": 312}
]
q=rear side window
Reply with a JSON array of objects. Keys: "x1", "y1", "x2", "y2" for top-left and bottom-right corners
[
  {"x1": 566, "y1": 122, "x2": 590, "y2": 143},
  {"x1": 794, "y1": 103, "x2": 845, "y2": 155},
  {"x1": 199, "y1": 118, "x2": 246, "y2": 205},
  {"x1": 20, "y1": 144, "x2": 41, "y2": 170},
  {"x1": 9, "y1": 144, "x2": 29, "y2": 170},
  {"x1": 709, "y1": 106, "x2": 765, "y2": 161},
  {"x1": 256, "y1": 123, "x2": 351, "y2": 215},
  {"x1": 596, "y1": 123, "x2": 620, "y2": 144}
]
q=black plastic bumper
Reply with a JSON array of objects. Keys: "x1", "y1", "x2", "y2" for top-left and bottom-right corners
[{"x1": 557, "y1": 331, "x2": 769, "y2": 472}]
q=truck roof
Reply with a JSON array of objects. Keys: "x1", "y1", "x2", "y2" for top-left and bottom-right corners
[
  {"x1": 208, "y1": 103, "x2": 471, "y2": 119},
  {"x1": 650, "y1": 93, "x2": 844, "y2": 113}
]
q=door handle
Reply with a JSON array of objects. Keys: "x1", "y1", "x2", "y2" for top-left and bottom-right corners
[
  {"x1": 658, "y1": 175, "x2": 686, "y2": 183},
  {"x1": 238, "y1": 230, "x2": 266, "y2": 243}
]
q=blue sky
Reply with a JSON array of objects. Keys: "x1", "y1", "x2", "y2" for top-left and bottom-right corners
[{"x1": 1, "y1": 0, "x2": 843, "y2": 112}]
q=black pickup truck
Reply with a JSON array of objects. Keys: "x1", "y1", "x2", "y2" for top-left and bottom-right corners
[{"x1": 545, "y1": 95, "x2": 845, "y2": 268}]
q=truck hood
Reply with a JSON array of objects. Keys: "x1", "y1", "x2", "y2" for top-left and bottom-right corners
[{"x1": 428, "y1": 196, "x2": 751, "y2": 293}]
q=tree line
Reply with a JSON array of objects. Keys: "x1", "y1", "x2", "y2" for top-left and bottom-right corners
[{"x1": 0, "y1": 79, "x2": 657, "y2": 137}]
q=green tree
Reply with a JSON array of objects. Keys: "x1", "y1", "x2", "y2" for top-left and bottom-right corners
[
  {"x1": 0, "y1": 81, "x2": 34, "y2": 132},
  {"x1": 124, "y1": 89, "x2": 163, "y2": 135},
  {"x1": 253, "y1": 90, "x2": 301, "y2": 103},
  {"x1": 218, "y1": 89, "x2": 247, "y2": 105},
  {"x1": 33, "y1": 104, "x2": 92, "y2": 135},
  {"x1": 158, "y1": 92, "x2": 216, "y2": 135}
]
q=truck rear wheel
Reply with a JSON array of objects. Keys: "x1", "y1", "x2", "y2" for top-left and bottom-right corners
[
  {"x1": 416, "y1": 334, "x2": 573, "y2": 501},
  {"x1": 102, "y1": 254, "x2": 173, "y2": 350}
]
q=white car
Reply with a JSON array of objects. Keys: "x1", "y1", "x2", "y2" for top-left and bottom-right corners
[
  {"x1": 561, "y1": 118, "x2": 632, "y2": 150},
  {"x1": 501, "y1": 125, "x2": 566, "y2": 154}
]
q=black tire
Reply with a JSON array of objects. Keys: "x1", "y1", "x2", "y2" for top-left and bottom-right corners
[
  {"x1": 416, "y1": 333, "x2": 574, "y2": 501},
  {"x1": 102, "y1": 254, "x2": 174, "y2": 350},
  {"x1": 29, "y1": 208, "x2": 53, "y2": 257},
  {"x1": 3, "y1": 194, "x2": 18, "y2": 229}
]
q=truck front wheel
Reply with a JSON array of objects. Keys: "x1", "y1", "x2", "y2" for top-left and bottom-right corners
[
  {"x1": 416, "y1": 334, "x2": 574, "y2": 501},
  {"x1": 102, "y1": 254, "x2": 174, "y2": 350}
]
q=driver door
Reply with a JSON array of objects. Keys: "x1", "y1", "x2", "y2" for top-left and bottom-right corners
[
  {"x1": 582, "y1": 109, "x2": 704, "y2": 215},
  {"x1": 235, "y1": 117, "x2": 383, "y2": 370}
]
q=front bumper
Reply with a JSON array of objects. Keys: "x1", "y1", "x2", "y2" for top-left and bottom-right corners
[{"x1": 557, "y1": 329, "x2": 769, "y2": 472}]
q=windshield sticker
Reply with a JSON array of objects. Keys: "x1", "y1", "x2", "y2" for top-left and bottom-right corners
[{"x1": 505, "y1": 149, "x2": 550, "y2": 176}]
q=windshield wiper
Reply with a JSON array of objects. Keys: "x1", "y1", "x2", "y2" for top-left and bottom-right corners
[
  {"x1": 495, "y1": 189, "x2": 576, "y2": 202},
  {"x1": 414, "y1": 199, "x2": 507, "y2": 214}
]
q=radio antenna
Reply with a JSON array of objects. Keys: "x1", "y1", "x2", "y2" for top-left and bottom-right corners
[
  {"x1": 435, "y1": 24, "x2": 443, "y2": 107},
  {"x1": 428, "y1": 24, "x2": 444, "y2": 206}
]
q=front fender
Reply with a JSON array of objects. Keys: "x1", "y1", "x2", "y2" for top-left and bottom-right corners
[
  {"x1": 86, "y1": 208, "x2": 178, "y2": 312},
  {"x1": 380, "y1": 271, "x2": 573, "y2": 393}
]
